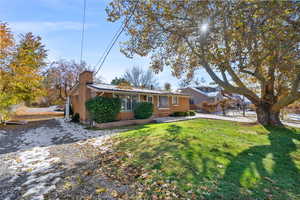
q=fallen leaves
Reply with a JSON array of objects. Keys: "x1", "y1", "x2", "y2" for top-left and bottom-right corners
[{"x1": 95, "y1": 187, "x2": 107, "y2": 194}]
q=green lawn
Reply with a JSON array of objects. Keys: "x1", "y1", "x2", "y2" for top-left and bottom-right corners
[{"x1": 100, "y1": 119, "x2": 300, "y2": 200}]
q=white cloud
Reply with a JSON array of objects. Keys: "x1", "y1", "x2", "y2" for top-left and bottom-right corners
[{"x1": 9, "y1": 21, "x2": 93, "y2": 34}]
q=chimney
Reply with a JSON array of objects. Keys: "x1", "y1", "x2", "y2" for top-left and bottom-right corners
[
  {"x1": 79, "y1": 70, "x2": 93, "y2": 85},
  {"x1": 78, "y1": 71, "x2": 93, "y2": 123}
]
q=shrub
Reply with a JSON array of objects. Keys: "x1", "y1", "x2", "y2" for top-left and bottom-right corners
[
  {"x1": 133, "y1": 102, "x2": 153, "y2": 119},
  {"x1": 188, "y1": 110, "x2": 196, "y2": 116},
  {"x1": 201, "y1": 101, "x2": 218, "y2": 113},
  {"x1": 71, "y1": 113, "x2": 80, "y2": 123},
  {"x1": 85, "y1": 96, "x2": 121, "y2": 123},
  {"x1": 171, "y1": 110, "x2": 196, "y2": 117},
  {"x1": 171, "y1": 111, "x2": 187, "y2": 117}
]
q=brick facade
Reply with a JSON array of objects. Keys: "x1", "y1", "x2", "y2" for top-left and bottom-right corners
[{"x1": 70, "y1": 71, "x2": 190, "y2": 123}]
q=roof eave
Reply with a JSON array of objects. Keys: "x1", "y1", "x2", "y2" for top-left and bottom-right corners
[{"x1": 87, "y1": 84, "x2": 190, "y2": 97}]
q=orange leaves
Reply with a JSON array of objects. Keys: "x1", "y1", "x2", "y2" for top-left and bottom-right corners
[{"x1": 0, "y1": 23, "x2": 47, "y2": 117}]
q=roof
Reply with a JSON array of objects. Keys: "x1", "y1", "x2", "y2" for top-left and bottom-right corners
[
  {"x1": 188, "y1": 87, "x2": 221, "y2": 98},
  {"x1": 87, "y1": 83, "x2": 189, "y2": 96}
]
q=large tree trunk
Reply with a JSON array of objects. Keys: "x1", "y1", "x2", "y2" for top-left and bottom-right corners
[{"x1": 256, "y1": 105, "x2": 282, "y2": 126}]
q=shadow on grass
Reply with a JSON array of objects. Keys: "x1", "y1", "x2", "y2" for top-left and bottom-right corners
[
  {"x1": 135, "y1": 124, "x2": 300, "y2": 199},
  {"x1": 210, "y1": 126, "x2": 300, "y2": 200}
]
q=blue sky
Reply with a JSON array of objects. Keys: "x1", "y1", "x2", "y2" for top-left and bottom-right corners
[{"x1": 0, "y1": 0, "x2": 210, "y2": 88}]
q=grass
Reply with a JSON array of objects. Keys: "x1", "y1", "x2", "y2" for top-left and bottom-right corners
[{"x1": 102, "y1": 119, "x2": 300, "y2": 200}]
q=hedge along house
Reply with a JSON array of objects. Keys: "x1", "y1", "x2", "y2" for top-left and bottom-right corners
[{"x1": 69, "y1": 71, "x2": 190, "y2": 123}]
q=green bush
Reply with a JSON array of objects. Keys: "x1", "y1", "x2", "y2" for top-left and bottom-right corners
[
  {"x1": 171, "y1": 111, "x2": 186, "y2": 117},
  {"x1": 85, "y1": 96, "x2": 121, "y2": 123},
  {"x1": 171, "y1": 110, "x2": 196, "y2": 117},
  {"x1": 133, "y1": 102, "x2": 153, "y2": 119},
  {"x1": 188, "y1": 110, "x2": 196, "y2": 116}
]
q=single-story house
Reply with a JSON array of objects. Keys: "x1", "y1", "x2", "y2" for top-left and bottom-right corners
[
  {"x1": 180, "y1": 86, "x2": 223, "y2": 110},
  {"x1": 180, "y1": 86, "x2": 244, "y2": 110},
  {"x1": 69, "y1": 71, "x2": 190, "y2": 123}
]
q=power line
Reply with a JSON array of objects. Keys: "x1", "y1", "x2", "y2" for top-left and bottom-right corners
[
  {"x1": 94, "y1": 1, "x2": 138, "y2": 76},
  {"x1": 80, "y1": 0, "x2": 87, "y2": 64},
  {"x1": 93, "y1": 21, "x2": 125, "y2": 71}
]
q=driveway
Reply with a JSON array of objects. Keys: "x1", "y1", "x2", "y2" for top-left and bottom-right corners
[{"x1": 0, "y1": 119, "x2": 126, "y2": 200}]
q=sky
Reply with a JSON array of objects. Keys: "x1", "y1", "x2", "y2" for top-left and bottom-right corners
[{"x1": 0, "y1": 0, "x2": 211, "y2": 89}]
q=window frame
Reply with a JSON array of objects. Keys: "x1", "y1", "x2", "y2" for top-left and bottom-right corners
[
  {"x1": 114, "y1": 94, "x2": 137, "y2": 112},
  {"x1": 147, "y1": 95, "x2": 153, "y2": 103},
  {"x1": 172, "y1": 96, "x2": 179, "y2": 105},
  {"x1": 158, "y1": 95, "x2": 170, "y2": 109}
]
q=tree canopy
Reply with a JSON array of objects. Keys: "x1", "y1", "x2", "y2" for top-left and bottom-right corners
[
  {"x1": 0, "y1": 23, "x2": 47, "y2": 120},
  {"x1": 106, "y1": 0, "x2": 300, "y2": 126},
  {"x1": 111, "y1": 77, "x2": 130, "y2": 85},
  {"x1": 123, "y1": 66, "x2": 158, "y2": 89}
]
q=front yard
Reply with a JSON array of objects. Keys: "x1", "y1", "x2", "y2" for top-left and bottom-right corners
[
  {"x1": 87, "y1": 119, "x2": 300, "y2": 200},
  {"x1": 1, "y1": 118, "x2": 300, "y2": 199}
]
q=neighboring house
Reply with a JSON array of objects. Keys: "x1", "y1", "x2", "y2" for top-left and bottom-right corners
[
  {"x1": 69, "y1": 71, "x2": 190, "y2": 123},
  {"x1": 180, "y1": 86, "x2": 246, "y2": 111},
  {"x1": 180, "y1": 86, "x2": 223, "y2": 110}
]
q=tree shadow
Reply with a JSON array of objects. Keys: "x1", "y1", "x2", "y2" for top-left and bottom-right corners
[
  {"x1": 100, "y1": 122, "x2": 300, "y2": 199},
  {"x1": 132, "y1": 123, "x2": 300, "y2": 199},
  {"x1": 210, "y1": 126, "x2": 300, "y2": 200}
]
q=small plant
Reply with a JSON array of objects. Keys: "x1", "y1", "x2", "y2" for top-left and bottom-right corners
[
  {"x1": 171, "y1": 111, "x2": 195, "y2": 117},
  {"x1": 86, "y1": 96, "x2": 121, "y2": 123},
  {"x1": 170, "y1": 111, "x2": 184, "y2": 117},
  {"x1": 188, "y1": 110, "x2": 196, "y2": 116},
  {"x1": 133, "y1": 102, "x2": 153, "y2": 119},
  {"x1": 71, "y1": 113, "x2": 80, "y2": 123}
]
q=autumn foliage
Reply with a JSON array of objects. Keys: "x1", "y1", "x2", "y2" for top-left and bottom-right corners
[
  {"x1": 0, "y1": 22, "x2": 47, "y2": 121},
  {"x1": 106, "y1": 1, "x2": 300, "y2": 126}
]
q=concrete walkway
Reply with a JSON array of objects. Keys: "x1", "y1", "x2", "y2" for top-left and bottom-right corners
[
  {"x1": 155, "y1": 113, "x2": 300, "y2": 128},
  {"x1": 154, "y1": 113, "x2": 255, "y2": 123}
]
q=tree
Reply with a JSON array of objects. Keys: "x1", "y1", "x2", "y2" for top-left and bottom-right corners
[
  {"x1": 111, "y1": 77, "x2": 129, "y2": 85},
  {"x1": 0, "y1": 22, "x2": 15, "y2": 120},
  {"x1": 0, "y1": 25, "x2": 47, "y2": 120},
  {"x1": 218, "y1": 99, "x2": 232, "y2": 116},
  {"x1": 106, "y1": 1, "x2": 300, "y2": 126},
  {"x1": 43, "y1": 60, "x2": 88, "y2": 104},
  {"x1": 9, "y1": 33, "x2": 47, "y2": 103},
  {"x1": 164, "y1": 82, "x2": 171, "y2": 91},
  {"x1": 179, "y1": 76, "x2": 206, "y2": 88},
  {"x1": 123, "y1": 66, "x2": 158, "y2": 89}
]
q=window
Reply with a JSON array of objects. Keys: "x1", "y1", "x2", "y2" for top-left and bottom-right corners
[
  {"x1": 115, "y1": 94, "x2": 137, "y2": 111},
  {"x1": 132, "y1": 95, "x2": 138, "y2": 108},
  {"x1": 140, "y1": 95, "x2": 147, "y2": 102},
  {"x1": 159, "y1": 96, "x2": 169, "y2": 108},
  {"x1": 147, "y1": 96, "x2": 153, "y2": 103},
  {"x1": 189, "y1": 99, "x2": 195, "y2": 105},
  {"x1": 172, "y1": 96, "x2": 179, "y2": 105}
]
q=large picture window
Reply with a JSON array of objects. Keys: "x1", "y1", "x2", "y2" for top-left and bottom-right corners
[
  {"x1": 115, "y1": 94, "x2": 138, "y2": 111},
  {"x1": 159, "y1": 96, "x2": 169, "y2": 108}
]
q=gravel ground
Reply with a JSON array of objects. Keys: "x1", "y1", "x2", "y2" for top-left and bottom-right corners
[{"x1": 0, "y1": 119, "x2": 128, "y2": 200}]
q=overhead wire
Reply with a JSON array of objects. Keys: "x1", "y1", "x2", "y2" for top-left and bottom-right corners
[{"x1": 94, "y1": 1, "x2": 138, "y2": 76}]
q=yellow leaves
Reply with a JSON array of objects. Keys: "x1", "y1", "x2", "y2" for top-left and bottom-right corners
[
  {"x1": 95, "y1": 187, "x2": 107, "y2": 194},
  {"x1": 110, "y1": 190, "x2": 118, "y2": 197},
  {"x1": 63, "y1": 181, "x2": 73, "y2": 190}
]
